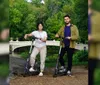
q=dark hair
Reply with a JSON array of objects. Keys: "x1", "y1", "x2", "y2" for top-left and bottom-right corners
[
  {"x1": 36, "y1": 22, "x2": 44, "y2": 30},
  {"x1": 64, "y1": 14, "x2": 71, "y2": 18}
]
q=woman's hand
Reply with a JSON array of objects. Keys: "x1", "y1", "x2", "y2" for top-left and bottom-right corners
[
  {"x1": 40, "y1": 37, "x2": 47, "y2": 42},
  {"x1": 24, "y1": 34, "x2": 28, "y2": 39},
  {"x1": 24, "y1": 33, "x2": 32, "y2": 39},
  {"x1": 88, "y1": 35, "x2": 92, "y2": 41}
]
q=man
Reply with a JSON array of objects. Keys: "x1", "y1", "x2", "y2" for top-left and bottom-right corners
[
  {"x1": 88, "y1": 0, "x2": 100, "y2": 85},
  {"x1": 55, "y1": 14, "x2": 79, "y2": 76}
]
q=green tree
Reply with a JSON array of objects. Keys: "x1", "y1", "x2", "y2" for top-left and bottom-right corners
[
  {"x1": 9, "y1": 0, "x2": 88, "y2": 43},
  {"x1": 74, "y1": 0, "x2": 88, "y2": 43}
]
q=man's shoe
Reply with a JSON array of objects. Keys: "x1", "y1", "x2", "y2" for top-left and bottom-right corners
[{"x1": 67, "y1": 71, "x2": 72, "y2": 76}]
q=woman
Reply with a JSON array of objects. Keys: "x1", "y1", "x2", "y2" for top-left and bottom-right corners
[{"x1": 24, "y1": 22, "x2": 47, "y2": 76}]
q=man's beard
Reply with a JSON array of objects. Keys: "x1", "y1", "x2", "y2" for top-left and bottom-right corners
[{"x1": 65, "y1": 22, "x2": 70, "y2": 25}]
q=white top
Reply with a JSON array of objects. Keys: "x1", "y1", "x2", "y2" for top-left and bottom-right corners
[{"x1": 31, "y1": 31, "x2": 47, "y2": 48}]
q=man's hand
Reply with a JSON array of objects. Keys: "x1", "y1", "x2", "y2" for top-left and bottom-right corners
[
  {"x1": 88, "y1": 35, "x2": 92, "y2": 41},
  {"x1": 24, "y1": 34, "x2": 28, "y2": 39},
  {"x1": 55, "y1": 34, "x2": 59, "y2": 38},
  {"x1": 66, "y1": 36, "x2": 71, "y2": 40}
]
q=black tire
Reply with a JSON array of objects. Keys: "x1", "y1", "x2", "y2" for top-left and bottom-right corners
[{"x1": 53, "y1": 74, "x2": 57, "y2": 77}]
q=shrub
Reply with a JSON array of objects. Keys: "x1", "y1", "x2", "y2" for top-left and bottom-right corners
[{"x1": 73, "y1": 50, "x2": 88, "y2": 62}]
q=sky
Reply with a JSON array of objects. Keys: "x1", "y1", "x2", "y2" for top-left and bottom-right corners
[{"x1": 27, "y1": 0, "x2": 32, "y2": 2}]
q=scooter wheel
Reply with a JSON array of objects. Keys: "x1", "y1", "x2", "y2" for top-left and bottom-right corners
[
  {"x1": 53, "y1": 74, "x2": 57, "y2": 78},
  {"x1": 23, "y1": 73, "x2": 28, "y2": 77}
]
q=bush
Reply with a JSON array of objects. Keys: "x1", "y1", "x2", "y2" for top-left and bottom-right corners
[
  {"x1": 94, "y1": 68, "x2": 100, "y2": 85},
  {"x1": 19, "y1": 46, "x2": 88, "y2": 66},
  {"x1": 73, "y1": 50, "x2": 88, "y2": 62},
  {"x1": 20, "y1": 51, "x2": 28, "y2": 59}
]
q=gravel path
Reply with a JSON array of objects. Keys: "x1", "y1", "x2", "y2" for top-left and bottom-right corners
[{"x1": 10, "y1": 66, "x2": 88, "y2": 85}]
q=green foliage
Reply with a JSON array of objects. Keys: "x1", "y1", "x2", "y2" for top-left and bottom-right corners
[
  {"x1": 74, "y1": 0, "x2": 88, "y2": 43},
  {"x1": 0, "y1": 63, "x2": 9, "y2": 77},
  {"x1": 94, "y1": 68, "x2": 100, "y2": 85},
  {"x1": 9, "y1": 0, "x2": 87, "y2": 42},
  {"x1": 20, "y1": 51, "x2": 29, "y2": 59},
  {"x1": 19, "y1": 46, "x2": 88, "y2": 66},
  {"x1": 79, "y1": 29, "x2": 88, "y2": 43},
  {"x1": 0, "y1": 0, "x2": 9, "y2": 30},
  {"x1": 92, "y1": 0, "x2": 100, "y2": 11},
  {"x1": 73, "y1": 50, "x2": 88, "y2": 62}
]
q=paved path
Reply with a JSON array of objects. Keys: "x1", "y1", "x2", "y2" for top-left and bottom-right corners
[{"x1": 10, "y1": 66, "x2": 88, "y2": 85}]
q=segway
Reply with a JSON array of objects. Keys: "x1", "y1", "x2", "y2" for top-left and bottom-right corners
[{"x1": 23, "y1": 36, "x2": 40, "y2": 77}]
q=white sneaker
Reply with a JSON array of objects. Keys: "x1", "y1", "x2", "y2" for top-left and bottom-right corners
[
  {"x1": 67, "y1": 71, "x2": 71, "y2": 74},
  {"x1": 67, "y1": 71, "x2": 72, "y2": 76},
  {"x1": 29, "y1": 67, "x2": 35, "y2": 72},
  {"x1": 39, "y1": 72, "x2": 43, "y2": 77}
]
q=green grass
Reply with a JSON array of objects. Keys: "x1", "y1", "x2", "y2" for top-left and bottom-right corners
[{"x1": 0, "y1": 63, "x2": 9, "y2": 77}]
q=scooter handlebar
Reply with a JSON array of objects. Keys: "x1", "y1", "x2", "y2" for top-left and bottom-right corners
[{"x1": 32, "y1": 35, "x2": 40, "y2": 40}]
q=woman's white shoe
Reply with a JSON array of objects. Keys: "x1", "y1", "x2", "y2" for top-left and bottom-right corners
[
  {"x1": 29, "y1": 67, "x2": 35, "y2": 72},
  {"x1": 39, "y1": 72, "x2": 43, "y2": 76}
]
